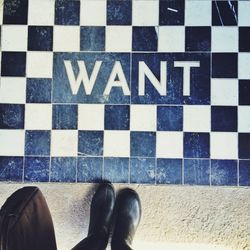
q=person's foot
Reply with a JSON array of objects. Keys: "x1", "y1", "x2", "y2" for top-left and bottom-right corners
[
  {"x1": 88, "y1": 182, "x2": 115, "y2": 237},
  {"x1": 111, "y1": 188, "x2": 141, "y2": 249}
]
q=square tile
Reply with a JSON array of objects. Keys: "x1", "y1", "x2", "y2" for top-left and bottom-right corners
[
  {"x1": 238, "y1": 107, "x2": 250, "y2": 132},
  {"x1": 239, "y1": 27, "x2": 250, "y2": 52},
  {"x1": 78, "y1": 131, "x2": 103, "y2": 156},
  {"x1": 52, "y1": 104, "x2": 78, "y2": 129},
  {"x1": 107, "y1": 0, "x2": 132, "y2": 25},
  {"x1": 0, "y1": 156, "x2": 23, "y2": 181},
  {"x1": 212, "y1": 27, "x2": 238, "y2": 52},
  {"x1": 156, "y1": 158, "x2": 182, "y2": 184},
  {"x1": 132, "y1": 0, "x2": 159, "y2": 26},
  {"x1": 28, "y1": 26, "x2": 53, "y2": 51},
  {"x1": 25, "y1": 130, "x2": 50, "y2": 156},
  {"x1": 51, "y1": 157, "x2": 76, "y2": 182},
  {"x1": 26, "y1": 78, "x2": 52, "y2": 103},
  {"x1": 212, "y1": 53, "x2": 238, "y2": 78},
  {"x1": 55, "y1": 0, "x2": 80, "y2": 25},
  {"x1": 212, "y1": 1, "x2": 238, "y2": 26},
  {"x1": 157, "y1": 106, "x2": 183, "y2": 131},
  {"x1": 185, "y1": 27, "x2": 211, "y2": 52},
  {"x1": 3, "y1": 0, "x2": 28, "y2": 24},
  {"x1": 28, "y1": 0, "x2": 55, "y2": 25},
  {"x1": 211, "y1": 160, "x2": 237, "y2": 186},
  {"x1": 104, "y1": 157, "x2": 129, "y2": 183},
  {"x1": 105, "y1": 105, "x2": 130, "y2": 130},
  {"x1": 239, "y1": 133, "x2": 250, "y2": 159},
  {"x1": 211, "y1": 79, "x2": 238, "y2": 106},
  {"x1": 159, "y1": 0, "x2": 185, "y2": 25},
  {"x1": 24, "y1": 157, "x2": 49, "y2": 182},
  {"x1": 158, "y1": 26, "x2": 185, "y2": 52},
  {"x1": 130, "y1": 105, "x2": 156, "y2": 131},
  {"x1": 131, "y1": 132, "x2": 156, "y2": 157},
  {"x1": 106, "y1": 26, "x2": 132, "y2": 52},
  {"x1": 0, "y1": 130, "x2": 25, "y2": 156},
  {"x1": 0, "y1": 104, "x2": 24, "y2": 129},
  {"x1": 1, "y1": 52, "x2": 26, "y2": 77},
  {"x1": 184, "y1": 133, "x2": 210, "y2": 158},
  {"x1": 185, "y1": 0, "x2": 211, "y2": 26},
  {"x1": 53, "y1": 26, "x2": 80, "y2": 52},
  {"x1": 104, "y1": 131, "x2": 130, "y2": 157},
  {"x1": 239, "y1": 1, "x2": 250, "y2": 26},
  {"x1": 25, "y1": 104, "x2": 52, "y2": 130},
  {"x1": 26, "y1": 52, "x2": 53, "y2": 78},
  {"x1": 130, "y1": 157, "x2": 155, "y2": 184},
  {"x1": 80, "y1": 0, "x2": 106, "y2": 26},
  {"x1": 239, "y1": 160, "x2": 250, "y2": 186},
  {"x1": 184, "y1": 159, "x2": 210, "y2": 185},
  {"x1": 238, "y1": 53, "x2": 250, "y2": 79},
  {"x1": 0, "y1": 77, "x2": 26, "y2": 104},
  {"x1": 132, "y1": 27, "x2": 158, "y2": 51},
  {"x1": 51, "y1": 130, "x2": 78, "y2": 157},
  {"x1": 211, "y1": 106, "x2": 237, "y2": 132},
  {"x1": 210, "y1": 132, "x2": 238, "y2": 159},
  {"x1": 183, "y1": 105, "x2": 210, "y2": 132},
  {"x1": 156, "y1": 132, "x2": 183, "y2": 158},
  {"x1": 77, "y1": 157, "x2": 102, "y2": 183},
  {"x1": 78, "y1": 104, "x2": 104, "y2": 130},
  {"x1": 1, "y1": 25, "x2": 28, "y2": 51},
  {"x1": 239, "y1": 80, "x2": 250, "y2": 105},
  {"x1": 80, "y1": 26, "x2": 105, "y2": 51}
]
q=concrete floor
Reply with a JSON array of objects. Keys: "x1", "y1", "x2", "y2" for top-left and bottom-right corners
[{"x1": 0, "y1": 183, "x2": 249, "y2": 250}]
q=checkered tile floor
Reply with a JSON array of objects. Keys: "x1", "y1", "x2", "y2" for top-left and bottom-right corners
[{"x1": 0, "y1": 0, "x2": 250, "y2": 186}]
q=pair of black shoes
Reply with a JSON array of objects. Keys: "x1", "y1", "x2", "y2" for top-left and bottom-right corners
[{"x1": 88, "y1": 183, "x2": 141, "y2": 250}]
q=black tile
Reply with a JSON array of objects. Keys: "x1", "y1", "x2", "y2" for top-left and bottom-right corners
[
  {"x1": 212, "y1": 53, "x2": 238, "y2": 78},
  {"x1": 211, "y1": 106, "x2": 237, "y2": 132},
  {"x1": 239, "y1": 80, "x2": 250, "y2": 105},
  {"x1": 239, "y1": 160, "x2": 250, "y2": 186},
  {"x1": 239, "y1": 133, "x2": 250, "y2": 159},
  {"x1": 185, "y1": 27, "x2": 211, "y2": 52},
  {"x1": 28, "y1": 26, "x2": 53, "y2": 51},
  {"x1": 0, "y1": 157, "x2": 23, "y2": 181},
  {"x1": 1, "y1": 52, "x2": 26, "y2": 77},
  {"x1": 239, "y1": 27, "x2": 250, "y2": 52}
]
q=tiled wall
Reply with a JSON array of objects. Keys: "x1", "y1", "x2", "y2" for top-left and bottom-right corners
[{"x1": 0, "y1": 0, "x2": 250, "y2": 186}]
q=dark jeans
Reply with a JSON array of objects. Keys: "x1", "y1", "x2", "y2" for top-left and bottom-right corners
[{"x1": 0, "y1": 187, "x2": 132, "y2": 250}]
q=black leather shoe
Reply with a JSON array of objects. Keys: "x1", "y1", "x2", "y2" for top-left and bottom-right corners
[
  {"x1": 88, "y1": 182, "x2": 115, "y2": 237},
  {"x1": 111, "y1": 188, "x2": 141, "y2": 249}
]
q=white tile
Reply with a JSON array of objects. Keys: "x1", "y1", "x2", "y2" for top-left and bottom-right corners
[
  {"x1": 130, "y1": 105, "x2": 156, "y2": 131},
  {"x1": 238, "y1": 53, "x2": 250, "y2": 79},
  {"x1": 1, "y1": 25, "x2": 27, "y2": 51},
  {"x1": 238, "y1": 106, "x2": 250, "y2": 132},
  {"x1": 25, "y1": 104, "x2": 52, "y2": 130},
  {"x1": 53, "y1": 26, "x2": 80, "y2": 52},
  {"x1": 0, "y1": 77, "x2": 26, "y2": 104},
  {"x1": 133, "y1": 0, "x2": 159, "y2": 26},
  {"x1": 239, "y1": 1, "x2": 250, "y2": 26},
  {"x1": 211, "y1": 79, "x2": 238, "y2": 106},
  {"x1": 0, "y1": 130, "x2": 25, "y2": 156},
  {"x1": 51, "y1": 130, "x2": 78, "y2": 157},
  {"x1": 185, "y1": 0, "x2": 211, "y2": 26},
  {"x1": 28, "y1": 0, "x2": 55, "y2": 25},
  {"x1": 158, "y1": 26, "x2": 185, "y2": 52},
  {"x1": 104, "y1": 131, "x2": 130, "y2": 157},
  {"x1": 106, "y1": 26, "x2": 132, "y2": 52},
  {"x1": 156, "y1": 132, "x2": 183, "y2": 158},
  {"x1": 212, "y1": 27, "x2": 238, "y2": 52},
  {"x1": 183, "y1": 105, "x2": 211, "y2": 132},
  {"x1": 26, "y1": 52, "x2": 53, "y2": 78},
  {"x1": 210, "y1": 132, "x2": 238, "y2": 159},
  {"x1": 80, "y1": 0, "x2": 106, "y2": 25},
  {"x1": 78, "y1": 104, "x2": 104, "y2": 130},
  {"x1": 0, "y1": 5, "x2": 3, "y2": 25}
]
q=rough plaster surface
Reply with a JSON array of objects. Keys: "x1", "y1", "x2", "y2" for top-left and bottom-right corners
[{"x1": 0, "y1": 183, "x2": 249, "y2": 250}]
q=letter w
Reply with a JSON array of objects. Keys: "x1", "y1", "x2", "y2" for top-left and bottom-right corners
[{"x1": 64, "y1": 60, "x2": 102, "y2": 95}]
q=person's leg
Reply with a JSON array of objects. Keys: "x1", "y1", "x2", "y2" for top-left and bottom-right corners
[
  {"x1": 111, "y1": 189, "x2": 141, "y2": 250},
  {"x1": 0, "y1": 186, "x2": 57, "y2": 250},
  {"x1": 72, "y1": 183, "x2": 115, "y2": 250}
]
